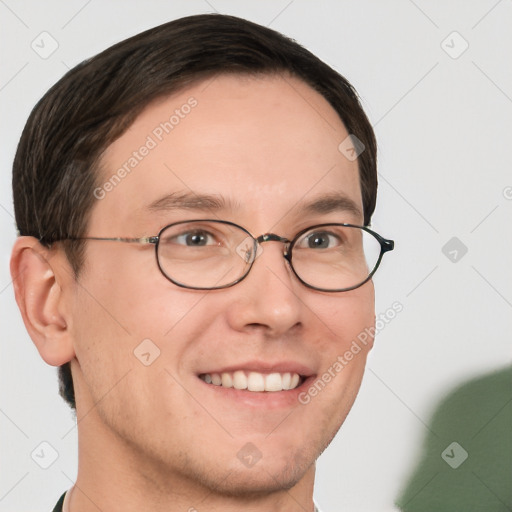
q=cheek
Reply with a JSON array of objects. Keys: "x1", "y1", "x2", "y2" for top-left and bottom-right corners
[
  {"x1": 295, "y1": 286, "x2": 375, "y2": 440},
  {"x1": 302, "y1": 283, "x2": 375, "y2": 402},
  {"x1": 69, "y1": 250, "x2": 223, "y2": 398},
  {"x1": 314, "y1": 281, "x2": 375, "y2": 352},
  {"x1": 68, "y1": 274, "x2": 198, "y2": 434},
  {"x1": 75, "y1": 244, "x2": 206, "y2": 340}
]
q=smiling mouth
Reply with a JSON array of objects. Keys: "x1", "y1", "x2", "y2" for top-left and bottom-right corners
[{"x1": 198, "y1": 371, "x2": 304, "y2": 392}]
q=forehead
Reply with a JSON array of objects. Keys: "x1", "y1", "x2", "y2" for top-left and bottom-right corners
[{"x1": 90, "y1": 73, "x2": 362, "y2": 233}]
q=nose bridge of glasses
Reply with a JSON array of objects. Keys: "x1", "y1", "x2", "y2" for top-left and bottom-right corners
[
  {"x1": 255, "y1": 233, "x2": 291, "y2": 256},
  {"x1": 255, "y1": 233, "x2": 289, "y2": 244}
]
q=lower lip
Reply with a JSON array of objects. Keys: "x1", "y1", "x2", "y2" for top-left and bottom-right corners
[{"x1": 197, "y1": 375, "x2": 317, "y2": 409}]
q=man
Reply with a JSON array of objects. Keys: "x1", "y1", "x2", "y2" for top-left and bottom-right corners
[{"x1": 10, "y1": 14, "x2": 393, "y2": 512}]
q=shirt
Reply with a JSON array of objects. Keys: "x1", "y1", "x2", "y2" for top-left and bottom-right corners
[{"x1": 52, "y1": 492, "x2": 65, "y2": 512}]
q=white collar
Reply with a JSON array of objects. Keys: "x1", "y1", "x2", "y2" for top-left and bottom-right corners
[{"x1": 62, "y1": 486, "x2": 73, "y2": 512}]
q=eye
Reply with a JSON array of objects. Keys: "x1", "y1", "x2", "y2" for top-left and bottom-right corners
[
  {"x1": 173, "y1": 230, "x2": 218, "y2": 247},
  {"x1": 297, "y1": 230, "x2": 342, "y2": 249}
]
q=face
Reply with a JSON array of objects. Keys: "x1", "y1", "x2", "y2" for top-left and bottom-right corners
[{"x1": 66, "y1": 73, "x2": 375, "y2": 496}]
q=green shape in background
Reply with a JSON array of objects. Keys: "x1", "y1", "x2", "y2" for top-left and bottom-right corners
[{"x1": 396, "y1": 365, "x2": 512, "y2": 511}]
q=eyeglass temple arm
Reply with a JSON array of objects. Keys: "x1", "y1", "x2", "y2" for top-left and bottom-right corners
[
  {"x1": 381, "y1": 238, "x2": 394, "y2": 252},
  {"x1": 71, "y1": 236, "x2": 159, "y2": 244}
]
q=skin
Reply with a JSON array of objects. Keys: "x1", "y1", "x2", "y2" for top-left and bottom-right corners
[{"x1": 11, "y1": 73, "x2": 376, "y2": 511}]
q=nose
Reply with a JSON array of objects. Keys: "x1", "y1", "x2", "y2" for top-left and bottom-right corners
[{"x1": 225, "y1": 240, "x2": 304, "y2": 336}]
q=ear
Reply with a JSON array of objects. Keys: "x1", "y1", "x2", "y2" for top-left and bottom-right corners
[{"x1": 10, "y1": 237, "x2": 75, "y2": 366}]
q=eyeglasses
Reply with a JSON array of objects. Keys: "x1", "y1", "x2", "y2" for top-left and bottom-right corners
[{"x1": 61, "y1": 219, "x2": 394, "y2": 292}]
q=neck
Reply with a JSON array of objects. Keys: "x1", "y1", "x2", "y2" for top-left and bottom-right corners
[{"x1": 69, "y1": 407, "x2": 317, "y2": 512}]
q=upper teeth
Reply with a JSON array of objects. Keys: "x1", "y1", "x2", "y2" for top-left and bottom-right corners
[{"x1": 200, "y1": 371, "x2": 301, "y2": 392}]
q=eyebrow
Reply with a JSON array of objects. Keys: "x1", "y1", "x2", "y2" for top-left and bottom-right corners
[
  {"x1": 145, "y1": 191, "x2": 239, "y2": 213},
  {"x1": 298, "y1": 192, "x2": 363, "y2": 220},
  {"x1": 145, "y1": 190, "x2": 363, "y2": 221}
]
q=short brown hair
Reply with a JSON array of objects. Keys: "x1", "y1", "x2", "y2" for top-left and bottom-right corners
[{"x1": 12, "y1": 14, "x2": 378, "y2": 410}]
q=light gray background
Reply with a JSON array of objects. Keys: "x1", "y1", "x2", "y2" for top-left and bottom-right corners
[{"x1": 1, "y1": 1, "x2": 511, "y2": 511}]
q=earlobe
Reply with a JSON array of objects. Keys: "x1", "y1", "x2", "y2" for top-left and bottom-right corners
[{"x1": 10, "y1": 237, "x2": 75, "y2": 366}]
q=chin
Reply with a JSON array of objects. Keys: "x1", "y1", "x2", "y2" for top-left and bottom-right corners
[{"x1": 201, "y1": 452, "x2": 315, "y2": 498}]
